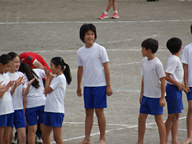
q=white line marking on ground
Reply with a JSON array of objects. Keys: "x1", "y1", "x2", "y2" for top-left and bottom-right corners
[
  {"x1": 51, "y1": 116, "x2": 187, "y2": 143},
  {"x1": 0, "y1": 19, "x2": 192, "y2": 25}
]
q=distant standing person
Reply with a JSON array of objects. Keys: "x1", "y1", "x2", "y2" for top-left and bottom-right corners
[{"x1": 98, "y1": 0, "x2": 119, "y2": 19}]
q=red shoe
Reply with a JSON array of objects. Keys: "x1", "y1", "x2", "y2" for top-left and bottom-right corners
[
  {"x1": 98, "y1": 12, "x2": 108, "y2": 19},
  {"x1": 112, "y1": 12, "x2": 119, "y2": 19}
]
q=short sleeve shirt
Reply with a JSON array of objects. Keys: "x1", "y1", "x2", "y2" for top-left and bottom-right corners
[
  {"x1": 77, "y1": 43, "x2": 109, "y2": 87},
  {"x1": 141, "y1": 57, "x2": 165, "y2": 98}
]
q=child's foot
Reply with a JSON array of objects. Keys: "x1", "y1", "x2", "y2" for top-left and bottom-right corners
[
  {"x1": 171, "y1": 141, "x2": 180, "y2": 144},
  {"x1": 98, "y1": 140, "x2": 106, "y2": 144},
  {"x1": 182, "y1": 138, "x2": 192, "y2": 144},
  {"x1": 77, "y1": 139, "x2": 91, "y2": 144}
]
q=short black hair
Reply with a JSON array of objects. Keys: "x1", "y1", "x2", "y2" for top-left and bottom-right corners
[
  {"x1": 166, "y1": 37, "x2": 182, "y2": 54},
  {"x1": 0, "y1": 54, "x2": 12, "y2": 65},
  {"x1": 191, "y1": 24, "x2": 192, "y2": 34},
  {"x1": 79, "y1": 23, "x2": 97, "y2": 43},
  {"x1": 141, "y1": 38, "x2": 158, "y2": 54}
]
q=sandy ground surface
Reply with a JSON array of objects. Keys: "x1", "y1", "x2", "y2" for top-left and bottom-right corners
[{"x1": 0, "y1": 0, "x2": 192, "y2": 143}]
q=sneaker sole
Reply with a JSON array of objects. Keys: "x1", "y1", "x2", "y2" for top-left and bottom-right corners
[
  {"x1": 112, "y1": 16, "x2": 119, "y2": 19},
  {"x1": 98, "y1": 17, "x2": 108, "y2": 20}
]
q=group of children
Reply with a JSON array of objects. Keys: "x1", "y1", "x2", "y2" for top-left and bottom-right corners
[
  {"x1": 137, "y1": 24, "x2": 192, "y2": 144},
  {"x1": 0, "y1": 52, "x2": 72, "y2": 144},
  {"x1": 0, "y1": 22, "x2": 192, "y2": 144}
]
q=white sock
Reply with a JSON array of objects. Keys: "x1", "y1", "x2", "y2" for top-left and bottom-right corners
[
  {"x1": 104, "y1": 11, "x2": 108, "y2": 15},
  {"x1": 114, "y1": 11, "x2": 118, "y2": 13}
]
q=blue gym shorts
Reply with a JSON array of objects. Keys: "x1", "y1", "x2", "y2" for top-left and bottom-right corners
[
  {"x1": 84, "y1": 86, "x2": 107, "y2": 109},
  {"x1": 187, "y1": 87, "x2": 192, "y2": 101},
  {"x1": 26, "y1": 105, "x2": 45, "y2": 126},
  {"x1": 44, "y1": 112, "x2": 64, "y2": 127},
  {"x1": 166, "y1": 84, "x2": 183, "y2": 114},
  {"x1": 140, "y1": 95, "x2": 163, "y2": 115},
  {"x1": 0, "y1": 113, "x2": 14, "y2": 127},
  {"x1": 13, "y1": 109, "x2": 26, "y2": 129}
]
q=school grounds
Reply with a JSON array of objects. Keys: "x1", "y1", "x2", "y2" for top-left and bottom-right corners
[{"x1": 0, "y1": 0, "x2": 192, "y2": 143}]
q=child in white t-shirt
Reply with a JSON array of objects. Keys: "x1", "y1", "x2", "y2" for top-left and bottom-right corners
[
  {"x1": 77, "y1": 23, "x2": 113, "y2": 144},
  {"x1": 164, "y1": 38, "x2": 184, "y2": 144},
  {"x1": 7, "y1": 52, "x2": 35, "y2": 144},
  {"x1": 181, "y1": 24, "x2": 192, "y2": 144},
  {"x1": 0, "y1": 54, "x2": 15, "y2": 144},
  {"x1": 18, "y1": 62, "x2": 45, "y2": 144},
  {"x1": 42, "y1": 57, "x2": 72, "y2": 144},
  {"x1": 137, "y1": 38, "x2": 166, "y2": 144}
]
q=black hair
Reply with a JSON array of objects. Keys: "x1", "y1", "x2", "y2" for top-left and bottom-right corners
[
  {"x1": 7, "y1": 52, "x2": 19, "y2": 60},
  {"x1": 141, "y1": 38, "x2": 158, "y2": 54},
  {"x1": 19, "y1": 62, "x2": 40, "y2": 89},
  {"x1": 79, "y1": 23, "x2": 97, "y2": 43},
  {"x1": 51, "y1": 57, "x2": 72, "y2": 85},
  {"x1": 0, "y1": 54, "x2": 12, "y2": 65},
  {"x1": 166, "y1": 37, "x2": 182, "y2": 54},
  {"x1": 191, "y1": 24, "x2": 192, "y2": 34}
]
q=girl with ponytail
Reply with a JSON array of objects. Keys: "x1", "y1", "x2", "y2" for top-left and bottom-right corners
[{"x1": 42, "y1": 57, "x2": 71, "y2": 144}]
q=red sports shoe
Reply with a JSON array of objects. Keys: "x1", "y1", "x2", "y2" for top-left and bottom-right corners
[
  {"x1": 98, "y1": 12, "x2": 108, "y2": 19},
  {"x1": 112, "y1": 12, "x2": 119, "y2": 19}
]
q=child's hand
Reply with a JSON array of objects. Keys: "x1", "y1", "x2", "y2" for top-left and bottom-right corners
[
  {"x1": 106, "y1": 86, "x2": 113, "y2": 96},
  {"x1": 0, "y1": 81, "x2": 8, "y2": 93},
  {"x1": 184, "y1": 84, "x2": 190, "y2": 94},
  {"x1": 44, "y1": 67, "x2": 50, "y2": 76},
  {"x1": 177, "y1": 84, "x2": 183, "y2": 91},
  {"x1": 7, "y1": 81, "x2": 15, "y2": 88},
  {"x1": 159, "y1": 97, "x2": 165, "y2": 107},
  {"x1": 15, "y1": 77, "x2": 24, "y2": 87},
  {"x1": 76, "y1": 87, "x2": 82, "y2": 97},
  {"x1": 28, "y1": 78, "x2": 35, "y2": 86}
]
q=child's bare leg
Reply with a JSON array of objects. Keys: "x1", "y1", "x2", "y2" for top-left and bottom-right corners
[
  {"x1": 165, "y1": 113, "x2": 179, "y2": 144},
  {"x1": 105, "y1": 0, "x2": 113, "y2": 12},
  {"x1": 78, "y1": 108, "x2": 94, "y2": 144},
  {"x1": 3, "y1": 126, "x2": 12, "y2": 144},
  {"x1": 136, "y1": 113, "x2": 148, "y2": 144},
  {"x1": 182, "y1": 100, "x2": 192, "y2": 144},
  {"x1": 155, "y1": 114, "x2": 166, "y2": 144},
  {"x1": 95, "y1": 108, "x2": 106, "y2": 144},
  {"x1": 112, "y1": 0, "x2": 117, "y2": 11},
  {"x1": 171, "y1": 114, "x2": 180, "y2": 144},
  {"x1": 0, "y1": 127, "x2": 4, "y2": 144}
]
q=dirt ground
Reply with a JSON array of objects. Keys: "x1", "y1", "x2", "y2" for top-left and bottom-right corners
[{"x1": 0, "y1": 0, "x2": 192, "y2": 143}]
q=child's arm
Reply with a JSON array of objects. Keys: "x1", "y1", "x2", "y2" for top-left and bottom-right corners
[
  {"x1": 44, "y1": 67, "x2": 54, "y2": 95},
  {"x1": 11, "y1": 77, "x2": 25, "y2": 96},
  {"x1": 103, "y1": 62, "x2": 113, "y2": 96},
  {"x1": 140, "y1": 76, "x2": 144, "y2": 103},
  {"x1": 159, "y1": 77, "x2": 165, "y2": 107},
  {"x1": 165, "y1": 72, "x2": 183, "y2": 91},
  {"x1": 23, "y1": 78, "x2": 35, "y2": 97},
  {"x1": 77, "y1": 66, "x2": 83, "y2": 97},
  {"x1": 183, "y1": 63, "x2": 190, "y2": 93}
]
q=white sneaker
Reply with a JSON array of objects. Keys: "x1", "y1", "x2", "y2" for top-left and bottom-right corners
[
  {"x1": 11, "y1": 135, "x2": 18, "y2": 144},
  {"x1": 35, "y1": 136, "x2": 43, "y2": 144}
]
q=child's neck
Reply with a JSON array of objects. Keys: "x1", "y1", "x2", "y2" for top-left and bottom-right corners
[
  {"x1": 9, "y1": 69, "x2": 15, "y2": 73},
  {"x1": 147, "y1": 54, "x2": 155, "y2": 60},
  {"x1": 56, "y1": 71, "x2": 63, "y2": 76},
  {"x1": 172, "y1": 52, "x2": 180, "y2": 57},
  {"x1": 85, "y1": 42, "x2": 94, "y2": 48}
]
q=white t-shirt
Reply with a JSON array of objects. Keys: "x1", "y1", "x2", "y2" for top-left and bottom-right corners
[
  {"x1": 141, "y1": 57, "x2": 165, "y2": 98},
  {"x1": 181, "y1": 43, "x2": 192, "y2": 87},
  {"x1": 8, "y1": 71, "x2": 27, "y2": 110},
  {"x1": 44, "y1": 74, "x2": 66, "y2": 113},
  {"x1": 77, "y1": 43, "x2": 109, "y2": 87},
  {"x1": 25, "y1": 69, "x2": 46, "y2": 108},
  {"x1": 165, "y1": 55, "x2": 184, "y2": 84},
  {"x1": 0, "y1": 73, "x2": 14, "y2": 115}
]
